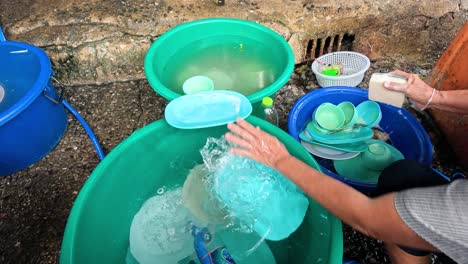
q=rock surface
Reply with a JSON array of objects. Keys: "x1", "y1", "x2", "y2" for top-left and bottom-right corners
[{"x1": 1, "y1": 0, "x2": 467, "y2": 85}]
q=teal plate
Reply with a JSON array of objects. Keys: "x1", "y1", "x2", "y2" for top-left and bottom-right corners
[
  {"x1": 299, "y1": 130, "x2": 368, "y2": 153},
  {"x1": 165, "y1": 90, "x2": 252, "y2": 129},
  {"x1": 333, "y1": 139, "x2": 404, "y2": 184},
  {"x1": 305, "y1": 121, "x2": 374, "y2": 144}
]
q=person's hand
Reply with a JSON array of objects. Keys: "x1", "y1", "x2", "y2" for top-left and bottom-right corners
[
  {"x1": 383, "y1": 70, "x2": 435, "y2": 109},
  {"x1": 225, "y1": 118, "x2": 291, "y2": 170}
]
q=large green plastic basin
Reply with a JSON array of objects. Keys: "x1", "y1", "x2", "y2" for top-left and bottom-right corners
[
  {"x1": 60, "y1": 117, "x2": 342, "y2": 263},
  {"x1": 144, "y1": 18, "x2": 295, "y2": 115}
]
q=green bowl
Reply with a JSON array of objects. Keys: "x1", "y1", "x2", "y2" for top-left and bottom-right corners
[
  {"x1": 144, "y1": 18, "x2": 295, "y2": 116},
  {"x1": 182, "y1": 75, "x2": 214, "y2": 94},
  {"x1": 356, "y1": 101, "x2": 382, "y2": 128},
  {"x1": 60, "y1": 116, "x2": 343, "y2": 264},
  {"x1": 337, "y1": 101, "x2": 358, "y2": 128},
  {"x1": 313, "y1": 103, "x2": 346, "y2": 131}
]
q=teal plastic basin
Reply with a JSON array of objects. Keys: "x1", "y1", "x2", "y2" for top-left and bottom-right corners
[
  {"x1": 144, "y1": 18, "x2": 295, "y2": 116},
  {"x1": 60, "y1": 116, "x2": 342, "y2": 263}
]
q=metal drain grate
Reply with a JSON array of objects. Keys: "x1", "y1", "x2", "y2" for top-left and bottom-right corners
[{"x1": 305, "y1": 33, "x2": 355, "y2": 61}]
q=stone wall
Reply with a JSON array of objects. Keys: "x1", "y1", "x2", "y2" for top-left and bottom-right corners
[{"x1": 1, "y1": 0, "x2": 467, "y2": 85}]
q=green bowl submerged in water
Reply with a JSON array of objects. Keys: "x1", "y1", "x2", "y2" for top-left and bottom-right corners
[
  {"x1": 60, "y1": 116, "x2": 343, "y2": 264},
  {"x1": 144, "y1": 18, "x2": 295, "y2": 115}
]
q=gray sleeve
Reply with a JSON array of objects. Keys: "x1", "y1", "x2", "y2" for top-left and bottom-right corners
[{"x1": 395, "y1": 179, "x2": 468, "y2": 264}]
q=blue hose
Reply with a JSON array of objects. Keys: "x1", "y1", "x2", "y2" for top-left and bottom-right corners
[{"x1": 62, "y1": 100, "x2": 105, "y2": 161}]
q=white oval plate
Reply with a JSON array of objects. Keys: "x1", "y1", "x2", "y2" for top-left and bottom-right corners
[{"x1": 301, "y1": 140, "x2": 360, "y2": 160}]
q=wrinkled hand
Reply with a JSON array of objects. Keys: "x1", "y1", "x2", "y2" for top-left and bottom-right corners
[
  {"x1": 383, "y1": 70, "x2": 434, "y2": 109},
  {"x1": 225, "y1": 118, "x2": 291, "y2": 170}
]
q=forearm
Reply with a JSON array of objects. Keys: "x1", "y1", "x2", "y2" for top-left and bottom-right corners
[
  {"x1": 431, "y1": 90, "x2": 468, "y2": 114},
  {"x1": 225, "y1": 117, "x2": 436, "y2": 250},
  {"x1": 275, "y1": 155, "x2": 437, "y2": 251},
  {"x1": 275, "y1": 155, "x2": 370, "y2": 230}
]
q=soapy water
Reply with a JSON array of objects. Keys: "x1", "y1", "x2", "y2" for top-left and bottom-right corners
[{"x1": 128, "y1": 137, "x2": 309, "y2": 263}]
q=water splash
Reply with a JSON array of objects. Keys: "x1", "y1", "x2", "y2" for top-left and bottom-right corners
[
  {"x1": 200, "y1": 136, "x2": 309, "y2": 241},
  {"x1": 128, "y1": 136, "x2": 308, "y2": 264},
  {"x1": 182, "y1": 164, "x2": 229, "y2": 226}
]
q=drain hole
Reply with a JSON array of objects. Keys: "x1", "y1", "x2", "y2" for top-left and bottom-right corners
[
  {"x1": 305, "y1": 33, "x2": 355, "y2": 61},
  {"x1": 341, "y1": 33, "x2": 355, "y2": 51}
]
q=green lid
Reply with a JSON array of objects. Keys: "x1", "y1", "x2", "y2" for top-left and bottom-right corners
[{"x1": 262, "y1": 97, "x2": 274, "y2": 107}]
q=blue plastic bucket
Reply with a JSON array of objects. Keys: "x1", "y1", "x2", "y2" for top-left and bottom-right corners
[
  {"x1": 288, "y1": 87, "x2": 433, "y2": 192},
  {"x1": 0, "y1": 34, "x2": 68, "y2": 176}
]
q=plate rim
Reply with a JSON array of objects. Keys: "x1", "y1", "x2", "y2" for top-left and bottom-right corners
[{"x1": 300, "y1": 140, "x2": 360, "y2": 160}]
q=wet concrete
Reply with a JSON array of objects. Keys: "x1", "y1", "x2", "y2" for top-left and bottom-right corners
[{"x1": 0, "y1": 59, "x2": 464, "y2": 263}]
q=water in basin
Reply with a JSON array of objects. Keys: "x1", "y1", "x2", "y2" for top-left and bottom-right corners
[
  {"x1": 127, "y1": 137, "x2": 312, "y2": 264},
  {"x1": 161, "y1": 36, "x2": 282, "y2": 96}
]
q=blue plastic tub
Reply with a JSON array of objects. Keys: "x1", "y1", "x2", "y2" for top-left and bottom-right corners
[
  {"x1": 0, "y1": 32, "x2": 67, "y2": 176},
  {"x1": 288, "y1": 87, "x2": 433, "y2": 192}
]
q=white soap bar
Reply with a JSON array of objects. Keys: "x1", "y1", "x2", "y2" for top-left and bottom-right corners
[{"x1": 369, "y1": 73, "x2": 407, "y2": 108}]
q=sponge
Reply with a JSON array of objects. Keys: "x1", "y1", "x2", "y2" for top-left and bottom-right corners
[{"x1": 369, "y1": 73, "x2": 407, "y2": 107}]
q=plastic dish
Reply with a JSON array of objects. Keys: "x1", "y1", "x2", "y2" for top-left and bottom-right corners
[
  {"x1": 333, "y1": 140, "x2": 404, "y2": 184},
  {"x1": 356, "y1": 100, "x2": 382, "y2": 128},
  {"x1": 201, "y1": 69, "x2": 234, "y2": 91},
  {"x1": 165, "y1": 90, "x2": 252, "y2": 129},
  {"x1": 313, "y1": 102, "x2": 345, "y2": 130},
  {"x1": 299, "y1": 130, "x2": 368, "y2": 153},
  {"x1": 337, "y1": 101, "x2": 358, "y2": 128},
  {"x1": 301, "y1": 140, "x2": 347, "y2": 155},
  {"x1": 182, "y1": 75, "x2": 214, "y2": 94},
  {"x1": 306, "y1": 121, "x2": 374, "y2": 144},
  {"x1": 300, "y1": 140, "x2": 360, "y2": 160}
]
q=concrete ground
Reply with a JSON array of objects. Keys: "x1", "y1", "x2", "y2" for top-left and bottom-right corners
[{"x1": 0, "y1": 58, "x2": 464, "y2": 264}]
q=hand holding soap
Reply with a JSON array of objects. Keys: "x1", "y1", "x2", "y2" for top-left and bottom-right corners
[{"x1": 369, "y1": 73, "x2": 407, "y2": 107}]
